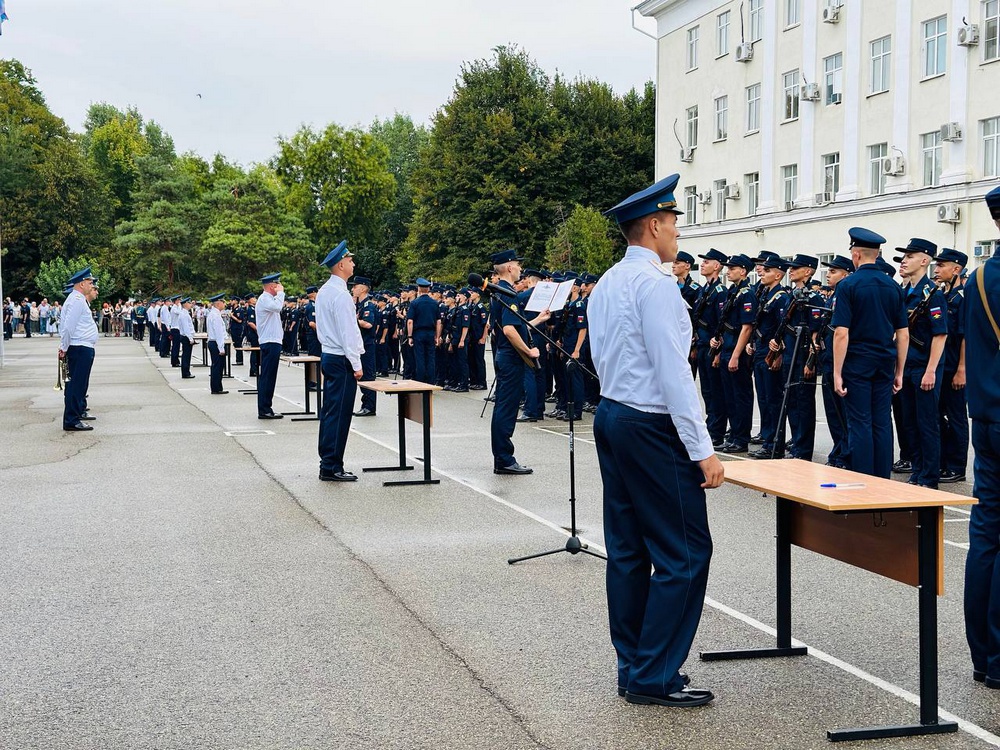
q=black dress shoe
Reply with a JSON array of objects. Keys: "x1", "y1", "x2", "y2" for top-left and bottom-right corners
[
  {"x1": 619, "y1": 674, "x2": 690, "y2": 697},
  {"x1": 182, "y1": 374, "x2": 196, "y2": 379},
  {"x1": 720, "y1": 443, "x2": 748, "y2": 454},
  {"x1": 748, "y1": 448, "x2": 775, "y2": 460},
  {"x1": 986, "y1": 676, "x2": 1000, "y2": 689},
  {"x1": 452, "y1": 387, "x2": 469, "y2": 393},
  {"x1": 79, "y1": 413, "x2": 97, "y2": 421},
  {"x1": 749, "y1": 433, "x2": 764, "y2": 445},
  {"x1": 892, "y1": 459, "x2": 912, "y2": 473},
  {"x1": 494, "y1": 463, "x2": 533, "y2": 475},
  {"x1": 258, "y1": 413, "x2": 284, "y2": 420},
  {"x1": 63, "y1": 422, "x2": 94, "y2": 432},
  {"x1": 974, "y1": 670, "x2": 986, "y2": 683},
  {"x1": 319, "y1": 469, "x2": 358, "y2": 482},
  {"x1": 939, "y1": 470, "x2": 966, "y2": 483},
  {"x1": 516, "y1": 414, "x2": 538, "y2": 423},
  {"x1": 353, "y1": 409, "x2": 376, "y2": 417},
  {"x1": 625, "y1": 687, "x2": 714, "y2": 708},
  {"x1": 211, "y1": 390, "x2": 229, "y2": 395}
]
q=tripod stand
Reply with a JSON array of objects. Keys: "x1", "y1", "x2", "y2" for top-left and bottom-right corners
[{"x1": 769, "y1": 324, "x2": 820, "y2": 460}]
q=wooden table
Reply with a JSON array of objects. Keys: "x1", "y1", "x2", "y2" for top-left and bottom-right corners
[
  {"x1": 358, "y1": 379, "x2": 442, "y2": 486},
  {"x1": 237, "y1": 346, "x2": 259, "y2": 394},
  {"x1": 279, "y1": 355, "x2": 322, "y2": 421},
  {"x1": 707, "y1": 459, "x2": 976, "y2": 742}
]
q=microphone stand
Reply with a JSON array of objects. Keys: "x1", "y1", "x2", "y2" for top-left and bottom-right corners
[{"x1": 483, "y1": 290, "x2": 607, "y2": 565}]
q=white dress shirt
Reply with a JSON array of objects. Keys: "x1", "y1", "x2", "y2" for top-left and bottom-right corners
[
  {"x1": 58, "y1": 290, "x2": 98, "y2": 350},
  {"x1": 169, "y1": 303, "x2": 182, "y2": 329},
  {"x1": 588, "y1": 245, "x2": 714, "y2": 462},
  {"x1": 178, "y1": 307, "x2": 195, "y2": 343},
  {"x1": 255, "y1": 290, "x2": 285, "y2": 344},
  {"x1": 316, "y1": 275, "x2": 364, "y2": 371},
  {"x1": 207, "y1": 307, "x2": 226, "y2": 350}
]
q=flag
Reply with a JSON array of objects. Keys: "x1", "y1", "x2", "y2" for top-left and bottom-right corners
[{"x1": 0, "y1": 1, "x2": 8, "y2": 35}]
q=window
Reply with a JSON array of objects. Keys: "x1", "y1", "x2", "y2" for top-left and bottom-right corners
[
  {"x1": 785, "y1": 0, "x2": 800, "y2": 27},
  {"x1": 749, "y1": 0, "x2": 763, "y2": 43},
  {"x1": 686, "y1": 106, "x2": 699, "y2": 148},
  {"x1": 684, "y1": 186, "x2": 698, "y2": 225},
  {"x1": 745, "y1": 172, "x2": 760, "y2": 215},
  {"x1": 782, "y1": 70, "x2": 800, "y2": 121},
  {"x1": 923, "y1": 16, "x2": 947, "y2": 77},
  {"x1": 781, "y1": 164, "x2": 798, "y2": 206},
  {"x1": 870, "y1": 36, "x2": 891, "y2": 94},
  {"x1": 983, "y1": 116, "x2": 1000, "y2": 177},
  {"x1": 822, "y1": 153, "x2": 841, "y2": 195},
  {"x1": 868, "y1": 143, "x2": 888, "y2": 195},
  {"x1": 717, "y1": 11, "x2": 730, "y2": 57},
  {"x1": 824, "y1": 53, "x2": 843, "y2": 104},
  {"x1": 986, "y1": 1, "x2": 1000, "y2": 62},
  {"x1": 687, "y1": 26, "x2": 699, "y2": 70},
  {"x1": 714, "y1": 96, "x2": 728, "y2": 141},
  {"x1": 714, "y1": 179, "x2": 727, "y2": 221},
  {"x1": 921, "y1": 131, "x2": 943, "y2": 186},
  {"x1": 745, "y1": 84, "x2": 761, "y2": 133}
]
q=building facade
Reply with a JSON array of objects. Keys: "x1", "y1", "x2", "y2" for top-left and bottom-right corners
[{"x1": 636, "y1": 0, "x2": 1000, "y2": 281}]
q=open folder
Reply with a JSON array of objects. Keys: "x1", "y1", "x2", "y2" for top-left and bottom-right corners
[{"x1": 525, "y1": 280, "x2": 575, "y2": 312}]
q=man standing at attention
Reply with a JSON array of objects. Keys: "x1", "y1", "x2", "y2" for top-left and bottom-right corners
[
  {"x1": 59, "y1": 267, "x2": 100, "y2": 432},
  {"x1": 316, "y1": 241, "x2": 364, "y2": 482},
  {"x1": 589, "y1": 174, "x2": 724, "y2": 708},
  {"x1": 256, "y1": 273, "x2": 286, "y2": 420},
  {"x1": 206, "y1": 293, "x2": 229, "y2": 395}
]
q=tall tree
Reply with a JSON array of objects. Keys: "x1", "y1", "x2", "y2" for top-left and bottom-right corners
[
  {"x1": 544, "y1": 204, "x2": 616, "y2": 274},
  {"x1": 35, "y1": 256, "x2": 114, "y2": 303}
]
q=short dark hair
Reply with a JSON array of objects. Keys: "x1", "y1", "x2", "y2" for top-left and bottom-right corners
[{"x1": 619, "y1": 210, "x2": 672, "y2": 244}]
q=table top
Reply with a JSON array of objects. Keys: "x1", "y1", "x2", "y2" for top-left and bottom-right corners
[
  {"x1": 280, "y1": 355, "x2": 321, "y2": 363},
  {"x1": 723, "y1": 459, "x2": 977, "y2": 512},
  {"x1": 359, "y1": 379, "x2": 443, "y2": 393}
]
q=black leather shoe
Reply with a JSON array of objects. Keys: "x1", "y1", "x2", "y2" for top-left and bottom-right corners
[
  {"x1": 749, "y1": 433, "x2": 764, "y2": 445},
  {"x1": 63, "y1": 422, "x2": 94, "y2": 432},
  {"x1": 748, "y1": 449, "x2": 775, "y2": 460},
  {"x1": 625, "y1": 687, "x2": 714, "y2": 707},
  {"x1": 892, "y1": 459, "x2": 912, "y2": 473},
  {"x1": 319, "y1": 469, "x2": 358, "y2": 482},
  {"x1": 986, "y1": 676, "x2": 1000, "y2": 689},
  {"x1": 939, "y1": 470, "x2": 966, "y2": 483},
  {"x1": 258, "y1": 413, "x2": 284, "y2": 420},
  {"x1": 211, "y1": 390, "x2": 229, "y2": 395},
  {"x1": 79, "y1": 413, "x2": 97, "y2": 421},
  {"x1": 494, "y1": 463, "x2": 533, "y2": 475},
  {"x1": 353, "y1": 409, "x2": 376, "y2": 417},
  {"x1": 516, "y1": 414, "x2": 538, "y2": 422},
  {"x1": 452, "y1": 387, "x2": 469, "y2": 393},
  {"x1": 974, "y1": 670, "x2": 986, "y2": 683},
  {"x1": 619, "y1": 674, "x2": 689, "y2": 697},
  {"x1": 182, "y1": 374, "x2": 196, "y2": 379},
  {"x1": 721, "y1": 443, "x2": 748, "y2": 454}
]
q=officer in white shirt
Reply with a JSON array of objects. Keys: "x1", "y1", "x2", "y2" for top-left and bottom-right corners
[
  {"x1": 158, "y1": 297, "x2": 173, "y2": 359},
  {"x1": 206, "y1": 293, "x2": 229, "y2": 394},
  {"x1": 316, "y1": 241, "x2": 364, "y2": 481},
  {"x1": 59, "y1": 267, "x2": 100, "y2": 431},
  {"x1": 169, "y1": 297, "x2": 183, "y2": 366},
  {"x1": 256, "y1": 273, "x2": 286, "y2": 419},
  {"x1": 178, "y1": 297, "x2": 196, "y2": 379},
  {"x1": 589, "y1": 174, "x2": 725, "y2": 709}
]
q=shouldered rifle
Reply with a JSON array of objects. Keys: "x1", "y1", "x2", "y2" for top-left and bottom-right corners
[
  {"x1": 764, "y1": 288, "x2": 805, "y2": 368},
  {"x1": 709, "y1": 286, "x2": 741, "y2": 359},
  {"x1": 689, "y1": 284, "x2": 714, "y2": 357},
  {"x1": 907, "y1": 282, "x2": 943, "y2": 349}
]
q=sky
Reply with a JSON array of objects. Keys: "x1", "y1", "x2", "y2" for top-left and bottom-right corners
[{"x1": 1, "y1": 1, "x2": 658, "y2": 166}]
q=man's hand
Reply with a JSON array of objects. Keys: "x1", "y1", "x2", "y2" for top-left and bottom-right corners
[
  {"x1": 275, "y1": 284, "x2": 284, "y2": 293},
  {"x1": 58, "y1": 349, "x2": 66, "y2": 360},
  {"x1": 354, "y1": 369, "x2": 363, "y2": 380},
  {"x1": 834, "y1": 373, "x2": 847, "y2": 397},
  {"x1": 571, "y1": 350, "x2": 580, "y2": 360},
  {"x1": 699, "y1": 455, "x2": 725, "y2": 489},
  {"x1": 952, "y1": 367, "x2": 966, "y2": 389},
  {"x1": 527, "y1": 347, "x2": 540, "y2": 359},
  {"x1": 712, "y1": 354, "x2": 720, "y2": 369},
  {"x1": 478, "y1": 337, "x2": 486, "y2": 345},
  {"x1": 893, "y1": 373, "x2": 903, "y2": 394},
  {"x1": 920, "y1": 370, "x2": 936, "y2": 391},
  {"x1": 728, "y1": 354, "x2": 739, "y2": 372}
]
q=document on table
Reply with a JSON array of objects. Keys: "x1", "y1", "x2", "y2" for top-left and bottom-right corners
[{"x1": 525, "y1": 280, "x2": 574, "y2": 312}]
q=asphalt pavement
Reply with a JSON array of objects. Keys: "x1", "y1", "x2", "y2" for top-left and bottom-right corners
[{"x1": 0, "y1": 334, "x2": 997, "y2": 750}]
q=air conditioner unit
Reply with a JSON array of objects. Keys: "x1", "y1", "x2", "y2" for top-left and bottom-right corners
[
  {"x1": 698, "y1": 191, "x2": 712, "y2": 204},
  {"x1": 680, "y1": 147, "x2": 695, "y2": 163},
  {"x1": 822, "y1": 4, "x2": 841, "y2": 24},
  {"x1": 958, "y1": 24, "x2": 980, "y2": 46},
  {"x1": 735, "y1": 42, "x2": 754, "y2": 62},
  {"x1": 814, "y1": 192, "x2": 834, "y2": 206},
  {"x1": 801, "y1": 83, "x2": 821, "y2": 101},
  {"x1": 974, "y1": 245, "x2": 985, "y2": 257},
  {"x1": 784, "y1": 200, "x2": 796, "y2": 211},
  {"x1": 937, "y1": 204, "x2": 961, "y2": 224},
  {"x1": 829, "y1": 92, "x2": 843, "y2": 105},
  {"x1": 725, "y1": 184, "x2": 741, "y2": 200},
  {"x1": 882, "y1": 155, "x2": 905, "y2": 176},
  {"x1": 940, "y1": 122, "x2": 963, "y2": 141}
]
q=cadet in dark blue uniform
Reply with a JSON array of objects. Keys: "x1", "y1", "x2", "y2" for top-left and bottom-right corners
[
  {"x1": 229, "y1": 298, "x2": 246, "y2": 365},
  {"x1": 934, "y1": 249, "x2": 969, "y2": 483},
  {"x1": 448, "y1": 289, "x2": 471, "y2": 392},
  {"x1": 832, "y1": 228, "x2": 908, "y2": 478},
  {"x1": 693, "y1": 250, "x2": 729, "y2": 447},
  {"x1": 406, "y1": 279, "x2": 439, "y2": 383},
  {"x1": 963, "y1": 185, "x2": 1000, "y2": 688},
  {"x1": 673, "y1": 250, "x2": 701, "y2": 380},
  {"x1": 467, "y1": 288, "x2": 488, "y2": 389},
  {"x1": 561, "y1": 278, "x2": 587, "y2": 422},
  {"x1": 516, "y1": 270, "x2": 547, "y2": 420},
  {"x1": 748, "y1": 257, "x2": 789, "y2": 459},
  {"x1": 353, "y1": 276, "x2": 378, "y2": 417},
  {"x1": 244, "y1": 293, "x2": 260, "y2": 377},
  {"x1": 817, "y1": 256, "x2": 853, "y2": 468},
  {"x1": 712, "y1": 254, "x2": 757, "y2": 453}
]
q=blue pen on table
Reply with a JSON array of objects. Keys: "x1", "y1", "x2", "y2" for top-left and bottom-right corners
[{"x1": 820, "y1": 482, "x2": 866, "y2": 489}]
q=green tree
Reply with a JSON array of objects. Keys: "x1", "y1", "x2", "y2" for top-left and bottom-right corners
[
  {"x1": 86, "y1": 110, "x2": 150, "y2": 222},
  {"x1": 35, "y1": 256, "x2": 114, "y2": 303},
  {"x1": 544, "y1": 204, "x2": 616, "y2": 274}
]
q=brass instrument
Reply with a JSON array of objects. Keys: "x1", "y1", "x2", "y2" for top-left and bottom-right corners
[{"x1": 54, "y1": 352, "x2": 70, "y2": 390}]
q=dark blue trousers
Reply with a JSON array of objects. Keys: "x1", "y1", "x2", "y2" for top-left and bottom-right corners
[
  {"x1": 696, "y1": 344, "x2": 727, "y2": 443},
  {"x1": 230, "y1": 325, "x2": 245, "y2": 364},
  {"x1": 208, "y1": 341, "x2": 225, "y2": 392},
  {"x1": 521, "y1": 357, "x2": 545, "y2": 418},
  {"x1": 594, "y1": 400, "x2": 712, "y2": 696},
  {"x1": 820, "y1": 370, "x2": 849, "y2": 467},
  {"x1": 319, "y1": 354, "x2": 357, "y2": 473},
  {"x1": 940, "y1": 372, "x2": 969, "y2": 474},
  {"x1": 842, "y1": 363, "x2": 895, "y2": 478},
  {"x1": 360, "y1": 339, "x2": 377, "y2": 412},
  {"x1": 452, "y1": 343, "x2": 470, "y2": 389},
  {"x1": 402, "y1": 340, "x2": 415, "y2": 379},
  {"x1": 753, "y1": 356, "x2": 782, "y2": 452},
  {"x1": 719, "y1": 351, "x2": 752, "y2": 448},
  {"x1": 158, "y1": 328, "x2": 171, "y2": 358},
  {"x1": 491, "y1": 350, "x2": 524, "y2": 468},
  {"x1": 257, "y1": 342, "x2": 282, "y2": 416},
  {"x1": 413, "y1": 333, "x2": 435, "y2": 384},
  {"x1": 63, "y1": 345, "x2": 95, "y2": 427},
  {"x1": 170, "y1": 328, "x2": 181, "y2": 366},
  {"x1": 900, "y1": 367, "x2": 942, "y2": 487},
  {"x1": 965, "y1": 420, "x2": 1000, "y2": 679},
  {"x1": 149, "y1": 324, "x2": 159, "y2": 349},
  {"x1": 180, "y1": 337, "x2": 193, "y2": 377}
]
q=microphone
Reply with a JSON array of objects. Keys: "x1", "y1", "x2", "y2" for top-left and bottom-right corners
[{"x1": 467, "y1": 273, "x2": 517, "y2": 298}]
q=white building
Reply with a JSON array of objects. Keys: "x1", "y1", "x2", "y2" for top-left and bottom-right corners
[{"x1": 635, "y1": 0, "x2": 1000, "y2": 281}]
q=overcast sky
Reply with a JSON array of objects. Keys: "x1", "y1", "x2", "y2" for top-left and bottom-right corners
[{"x1": 1, "y1": 1, "x2": 658, "y2": 165}]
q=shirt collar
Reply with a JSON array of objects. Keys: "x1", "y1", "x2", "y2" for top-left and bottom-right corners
[
  {"x1": 625, "y1": 245, "x2": 659, "y2": 263},
  {"x1": 330, "y1": 275, "x2": 348, "y2": 291}
]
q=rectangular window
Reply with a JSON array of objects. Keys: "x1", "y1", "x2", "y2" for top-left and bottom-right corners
[
  {"x1": 717, "y1": 11, "x2": 730, "y2": 57},
  {"x1": 823, "y1": 153, "x2": 841, "y2": 195},
  {"x1": 687, "y1": 26, "x2": 699, "y2": 71},
  {"x1": 686, "y1": 106, "x2": 699, "y2": 148},
  {"x1": 868, "y1": 143, "x2": 888, "y2": 195},
  {"x1": 714, "y1": 95, "x2": 728, "y2": 141},
  {"x1": 921, "y1": 131, "x2": 943, "y2": 186},
  {"x1": 684, "y1": 186, "x2": 698, "y2": 225},
  {"x1": 983, "y1": 116, "x2": 1000, "y2": 177},
  {"x1": 714, "y1": 179, "x2": 728, "y2": 221},
  {"x1": 746, "y1": 172, "x2": 760, "y2": 215},
  {"x1": 923, "y1": 16, "x2": 947, "y2": 77},
  {"x1": 824, "y1": 53, "x2": 843, "y2": 104},
  {"x1": 749, "y1": 0, "x2": 763, "y2": 42},
  {"x1": 781, "y1": 164, "x2": 798, "y2": 206},
  {"x1": 745, "y1": 84, "x2": 761, "y2": 133},
  {"x1": 782, "y1": 70, "x2": 800, "y2": 121},
  {"x1": 785, "y1": 0, "x2": 800, "y2": 27},
  {"x1": 870, "y1": 36, "x2": 891, "y2": 94},
  {"x1": 986, "y1": 1, "x2": 1000, "y2": 63}
]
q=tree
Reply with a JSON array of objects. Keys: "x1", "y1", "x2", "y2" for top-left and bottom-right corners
[
  {"x1": 545, "y1": 205, "x2": 616, "y2": 274},
  {"x1": 86, "y1": 110, "x2": 150, "y2": 222},
  {"x1": 35, "y1": 256, "x2": 114, "y2": 303}
]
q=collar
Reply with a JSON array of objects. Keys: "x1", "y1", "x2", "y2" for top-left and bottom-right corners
[{"x1": 625, "y1": 245, "x2": 659, "y2": 263}]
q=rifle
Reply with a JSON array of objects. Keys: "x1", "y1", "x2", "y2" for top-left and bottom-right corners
[
  {"x1": 689, "y1": 283, "x2": 715, "y2": 357},
  {"x1": 907, "y1": 282, "x2": 943, "y2": 349},
  {"x1": 764, "y1": 289, "x2": 806, "y2": 368},
  {"x1": 708, "y1": 285, "x2": 741, "y2": 360}
]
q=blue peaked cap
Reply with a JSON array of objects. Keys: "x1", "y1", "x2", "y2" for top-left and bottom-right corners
[
  {"x1": 848, "y1": 227, "x2": 886, "y2": 249},
  {"x1": 821, "y1": 256, "x2": 854, "y2": 272},
  {"x1": 321, "y1": 240, "x2": 352, "y2": 268},
  {"x1": 208, "y1": 293, "x2": 226, "y2": 302},
  {"x1": 67, "y1": 266, "x2": 94, "y2": 285},
  {"x1": 604, "y1": 173, "x2": 684, "y2": 224},
  {"x1": 937, "y1": 248, "x2": 968, "y2": 266},
  {"x1": 260, "y1": 273, "x2": 282, "y2": 284}
]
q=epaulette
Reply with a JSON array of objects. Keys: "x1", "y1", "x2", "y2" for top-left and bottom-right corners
[{"x1": 650, "y1": 260, "x2": 674, "y2": 276}]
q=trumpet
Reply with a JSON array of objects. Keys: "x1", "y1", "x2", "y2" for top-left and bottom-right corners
[{"x1": 54, "y1": 352, "x2": 70, "y2": 391}]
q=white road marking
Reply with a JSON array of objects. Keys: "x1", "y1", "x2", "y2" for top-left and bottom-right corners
[{"x1": 946, "y1": 540, "x2": 971, "y2": 551}]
